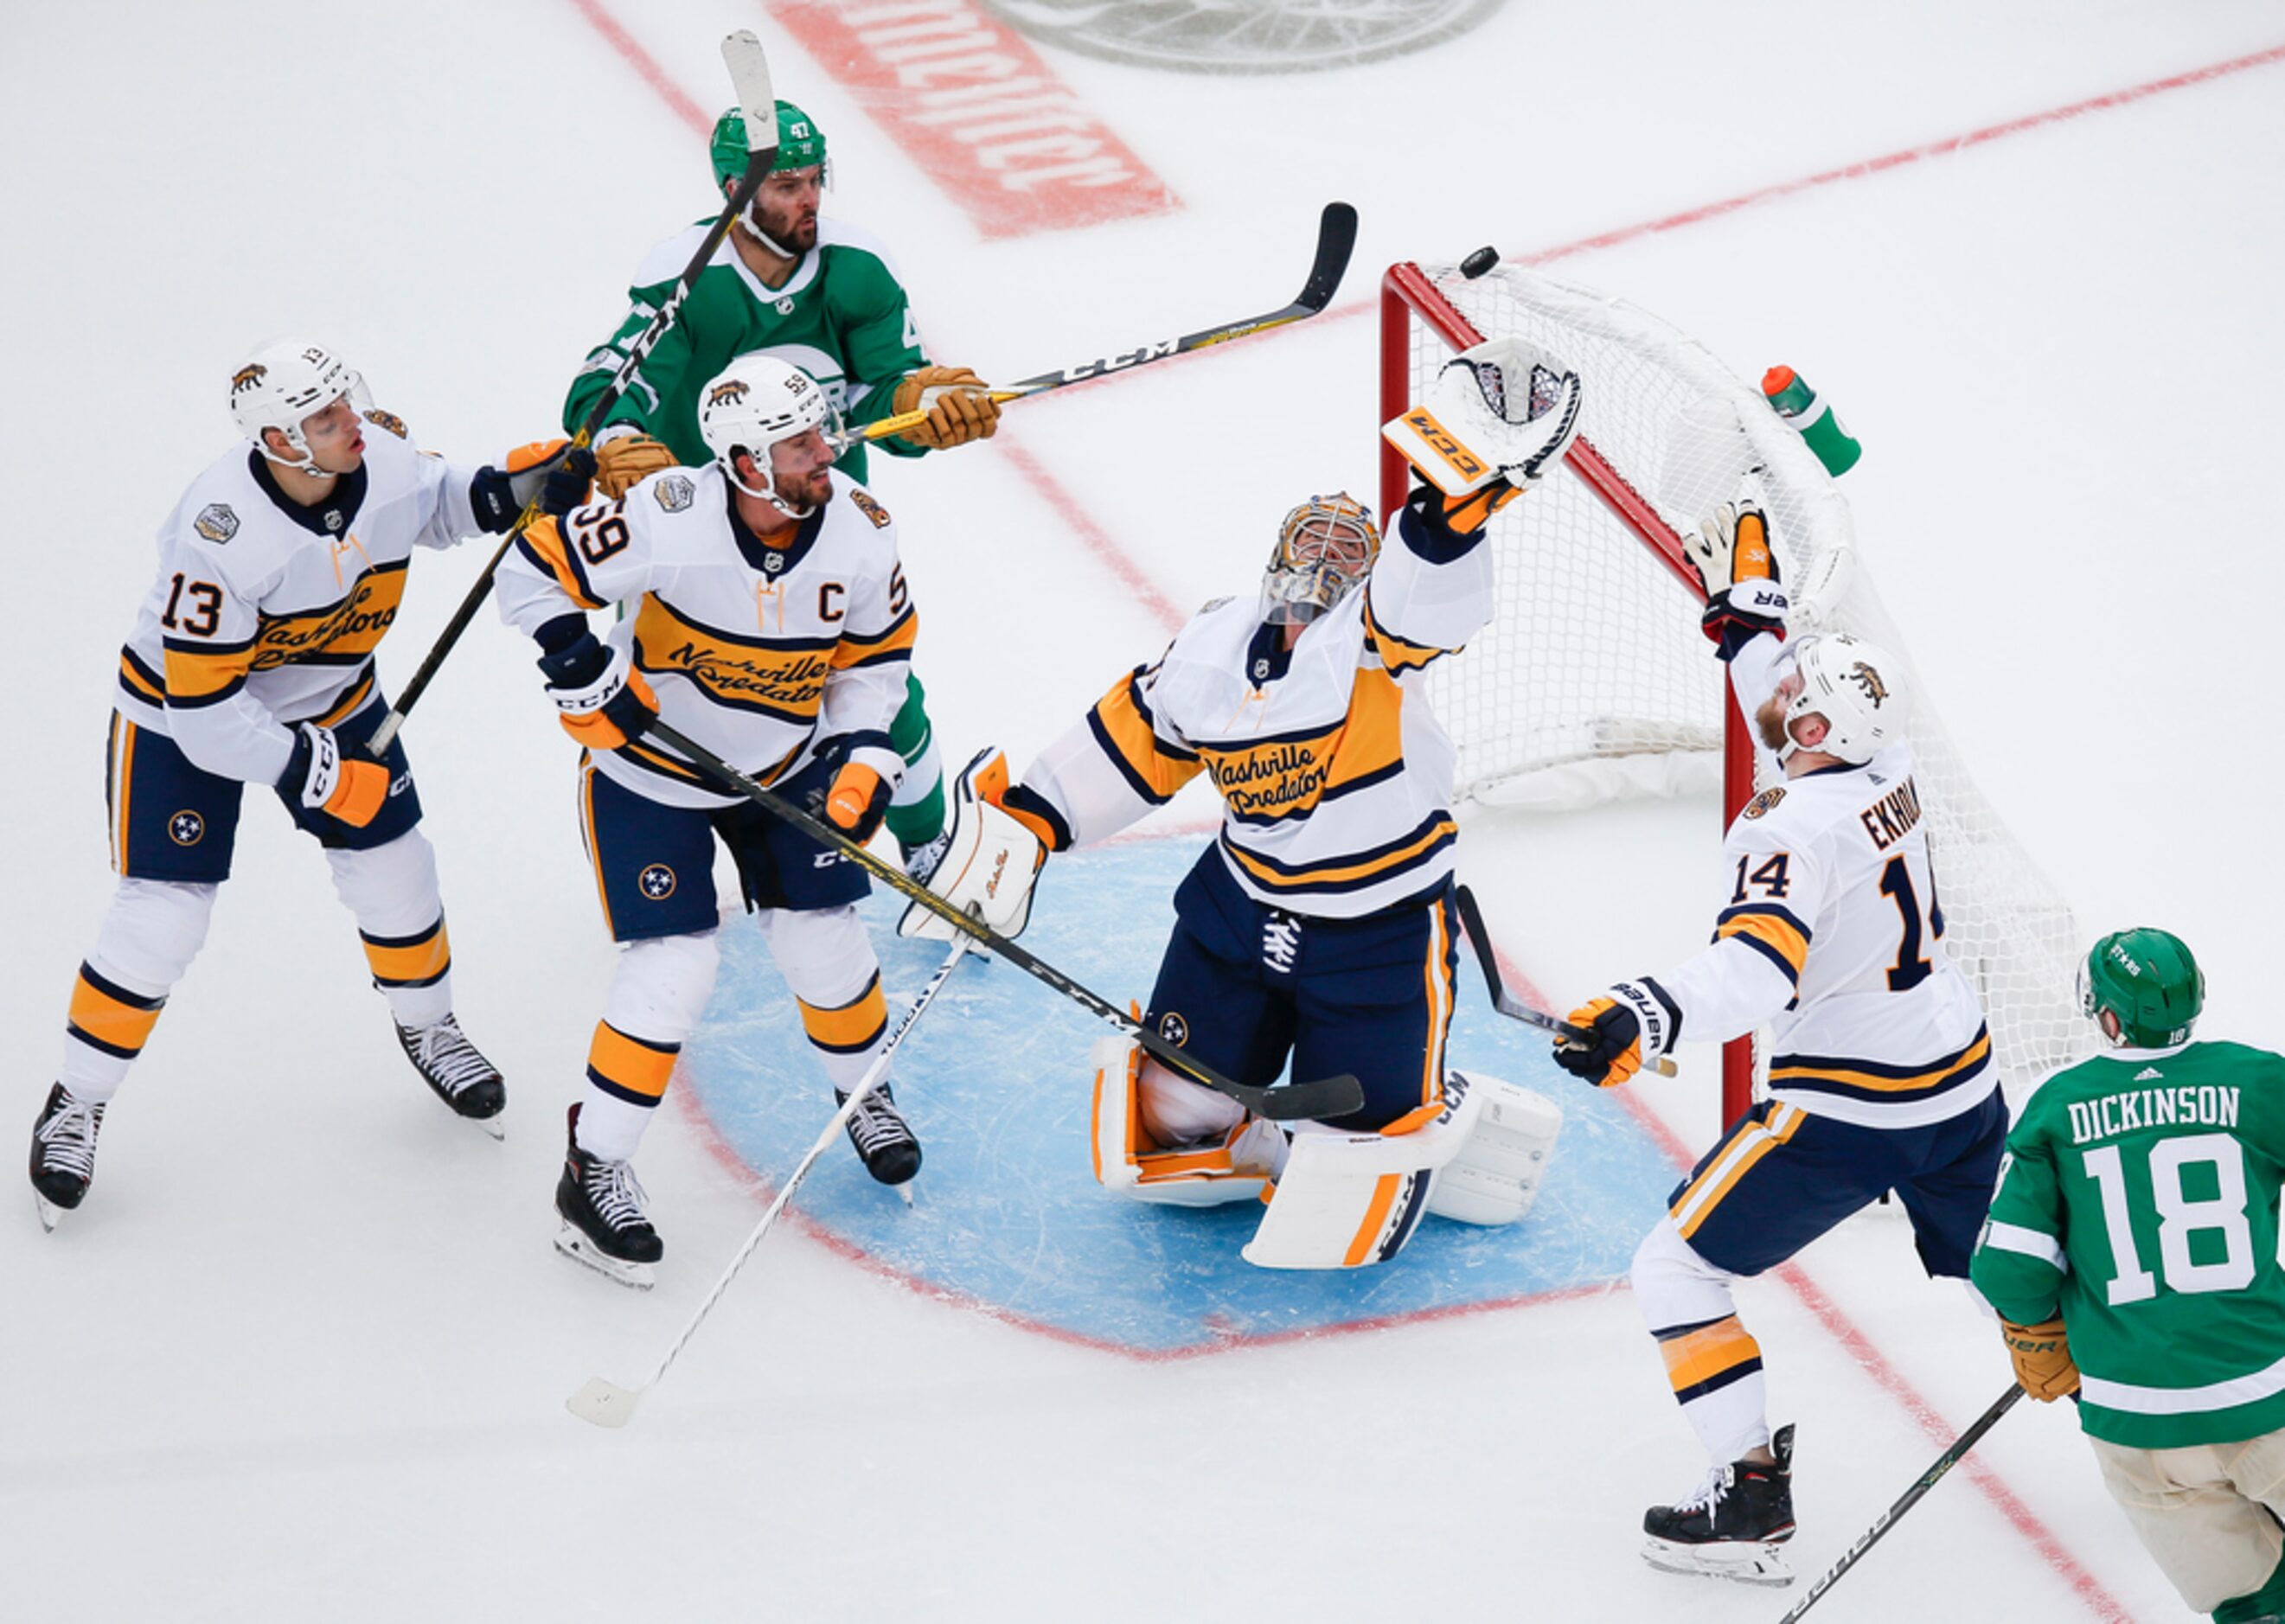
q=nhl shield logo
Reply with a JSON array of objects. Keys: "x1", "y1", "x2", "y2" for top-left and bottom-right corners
[
  {"x1": 193, "y1": 503, "x2": 240, "y2": 545},
  {"x1": 654, "y1": 474, "x2": 695, "y2": 514},
  {"x1": 637, "y1": 864, "x2": 676, "y2": 900},
  {"x1": 168, "y1": 810, "x2": 206, "y2": 847}
]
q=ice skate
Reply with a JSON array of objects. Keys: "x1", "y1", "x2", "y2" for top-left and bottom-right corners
[
  {"x1": 394, "y1": 1013, "x2": 506, "y2": 1137},
  {"x1": 838, "y1": 1081, "x2": 921, "y2": 1191},
  {"x1": 1642, "y1": 1424, "x2": 1796, "y2": 1586},
  {"x1": 554, "y1": 1105, "x2": 662, "y2": 1289},
  {"x1": 29, "y1": 1082, "x2": 105, "y2": 1231},
  {"x1": 899, "y1": 827, "x2": 953, "y2": 886}
]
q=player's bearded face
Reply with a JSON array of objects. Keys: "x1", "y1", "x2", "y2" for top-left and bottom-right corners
[
  {"x1": 768, "y1": 427, "x2": 835, "y2": 508},
  {"x1": 1756, "y1": 672, "x2": 1829, "y2": 752},
  {"x1": 747, "y1": 166, "x2": 822, "y2": 253}
]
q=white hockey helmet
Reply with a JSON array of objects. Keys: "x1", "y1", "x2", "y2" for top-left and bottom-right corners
[
  {"x1": 229, "y1": 337, "x2": 368, "y2": 470},
  {"x1": 1261, "y1": 492, "x2": 1380, "y2": 627},
  {"x1": 696, "y1": 355, "x2": 845, "y2": 515},
  {"x1": 1783, "y1": 631, "x2": 1909, "y2": 764}
]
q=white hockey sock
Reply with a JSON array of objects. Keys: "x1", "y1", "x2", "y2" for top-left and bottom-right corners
[
  {"x1": 578, "y1": 932, "x2": 721, "y2": 1164},
  {"x1": 760, "y1": 906, "x2": 890, "y2": 1095},
  {"x1": 326, "y1": 832, "x2": 454, "y2": 1028},
  {"x1": 60, "y1": 879, "x2": 216, "y2": 1104},
  {"x1": 1633, "y1": 1218, "x2": 1773, "y2": 1467}
]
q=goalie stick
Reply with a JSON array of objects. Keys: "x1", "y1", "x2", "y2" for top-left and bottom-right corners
[
  {"x1": 366, "y1": 30, "x2": 778, "y2": 754},
  {"x1": 1775, "y1": 1384, "x2": 2024, "y2": 1621},
  {"x1": 643, "y1": 717, "x2": 1364, "y2": 1124},
  {"x1": 567, "y1": 936, "x2": 973, "y2": 1429},
  {"x1": 856, "y1": 201, "x2": 1358, "y2": 444},
  {"x1": 1451, "y1": 884, "x2": 1680, "y2": 1078}
]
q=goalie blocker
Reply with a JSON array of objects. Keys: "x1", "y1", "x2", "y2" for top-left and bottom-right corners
[{"x1": 1091, "y1": 1039, "x2": 1564, "y2": 1269}]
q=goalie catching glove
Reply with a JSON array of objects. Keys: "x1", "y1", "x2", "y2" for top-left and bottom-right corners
[
  {"x1": 537, "y1": 632, "x2": 658, "y2": 752},
  {"x1": 1382, "y1": 336, "x2": 1582, "y2": 529},
  {"x1": 2000, "y1": 1317, "x2": 2082, "y2": 1402},
  {"x1": 592, "y1": 427, "x2": 679, "y2": 499},
  {"x1": 1684, "y1": 499, "x2": 1789, "y2": 660},
  {"x1": 468, "y1": 439, "x2": 597, "y2": 533},
  {"x1": 1552, "y1": 979, "x2": 1680, "y2": 1087},
  {"x1": 891, "y1": 366, "x2": 1002, "y2": 451},
  {"x1": 899, "y1": 747, "x2": 1046, "y2": 943}
]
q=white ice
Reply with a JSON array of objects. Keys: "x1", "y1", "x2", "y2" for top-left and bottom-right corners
[{"x1": 6, "y1": 1, "x2": 2282, "y2": 1619}]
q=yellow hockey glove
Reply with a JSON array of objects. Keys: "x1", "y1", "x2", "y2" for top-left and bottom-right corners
[
  {"x1": 593, "y1": 433, "x2": 679, "y2": 499},
  {"x1": 891, "y1": 367, "x2": 1002, "y2": 450},
  {"x1": 2000, "y1": 1317, "x2": 2082, "y2": 1402}
]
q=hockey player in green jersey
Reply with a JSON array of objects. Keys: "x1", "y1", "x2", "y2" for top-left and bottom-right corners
[
  {"x1": 562, "y1": 99, "x2": 997, "y2": 876},
  {"x1": 1971, "y1": 929, "x2": 2285, "y2": 1624}
]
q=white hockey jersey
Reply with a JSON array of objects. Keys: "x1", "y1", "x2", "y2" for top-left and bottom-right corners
[
  {"x1": 494, "y1": 464, "x2": 915, "y2": 810},
  {"x1": 1018, "y1": 502, "x2": 1489, "y2": 919},
  {"x1": 116, "y1": 421, "x2": 488, "y2": 786},
  {"x1": 1653, "y1": 632, "x2": 1994, "y2": 1128}
]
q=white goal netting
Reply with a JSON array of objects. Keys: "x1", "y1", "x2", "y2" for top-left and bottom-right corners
[{"x1": 1385, "y1": 260, "x2": 2094, "y2": 1093}]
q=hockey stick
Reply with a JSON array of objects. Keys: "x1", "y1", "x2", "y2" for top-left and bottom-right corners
[
  {"x1": 1775, "y1": 1384, "x2": 2025, "y2": 1621},
  {"x1": 566, "y1": 936, "x2": 972, "y2": 1429},
  {"x1": 366, "y1": 32, "x2": 778, "y2": 754},
  {"x1": 855, "y1": 201, "x2": 1358, "y2": 444},
  {"x1": 1451, "y1": 884, "x2": 1679, "y2": 1077},
  {"x1": 643, "y1": 717, "x2": 1363, "y2": 1123}
]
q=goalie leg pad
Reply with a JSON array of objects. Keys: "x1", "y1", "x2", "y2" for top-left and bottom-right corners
[
  {"x1": 1239, "y1": 1076, "x2": 1489, "y2": 1269},
  {"x1": 1422, "y1": 1071, "x2": 1564, "y2": 1226},
  {"x1": 1091, "y1": 1036, "x2": 1277, "y2": 1207},
  {"x1": 899, "y1": 747, "x2": 1045, "y2": 942}
]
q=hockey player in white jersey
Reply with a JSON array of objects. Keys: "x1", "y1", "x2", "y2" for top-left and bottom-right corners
[
  {"x1": 29, "y1": 338, "x2": 587, "y2": 1227},
  {"x1": 1552, "y1": 501, "x2": 2005, "y2": 1583},
  {"x1": 979, "y1": 339, "x2": 1580, "y2": 1268},
  {"x1": 497, "y1": 355, "x2": 924, "y2": 1288}
]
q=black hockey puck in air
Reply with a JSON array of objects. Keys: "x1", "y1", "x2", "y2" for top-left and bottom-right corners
[{"x1": 1461, "y1": 246, "x2": 1499, "y2": 278}]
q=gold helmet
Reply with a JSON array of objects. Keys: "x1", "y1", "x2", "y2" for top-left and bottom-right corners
[{"x1": 1260, "y1": 492, "x2": 1379, "y2": 626}]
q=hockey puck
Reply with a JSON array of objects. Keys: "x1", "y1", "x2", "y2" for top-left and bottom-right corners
[{"x1": 1460, "y1": 246, "x2": 1499, "y2": 279}]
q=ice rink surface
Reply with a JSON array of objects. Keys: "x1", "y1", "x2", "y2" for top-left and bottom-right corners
[{"x1": 6, "y1": 2, "x2": 2284, "y2": 1618}]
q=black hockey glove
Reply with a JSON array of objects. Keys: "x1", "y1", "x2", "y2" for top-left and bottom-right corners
[
  {"x1": 470, "y1": 441, "x2": 599, "y2": 532},
  {"x1": 1552, "y1": 980, "x2": 1679, "y2": 1087}
]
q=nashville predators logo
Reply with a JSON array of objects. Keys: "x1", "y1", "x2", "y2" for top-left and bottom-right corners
[
  {"x1": 362, "y1": 407, "x2": 408, "y2": 439},
  {"x1": 229, "y1": 363, "x2": 266, "y2": 396},
  {"x1": 1844, "y1": 662, "x2": 1890, "y2": 707},
  {"x1": 1742, "y1": 786, "x2": 1787, "y2": 821},
  {"x1": 848, "y1": 489, "x2": 892, "y2": 529},
  {"x1": 707, "y1": 379, "x2": 750, "y2": 408}
]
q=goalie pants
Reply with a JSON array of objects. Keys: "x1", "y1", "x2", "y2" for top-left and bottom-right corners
[
  {"x1": 572, "y1": 756, "x2": 892, "y2": 1163},
  {"x1": 1139, "y1": 852, "x2": 1458, "y2": 1135},
  {"x1": 1633, "y1": 1090, "x2": 2009, "y2": 1466},
  {"x1": 61, "y1": 701, "x2": 454, "y2": 1104}
]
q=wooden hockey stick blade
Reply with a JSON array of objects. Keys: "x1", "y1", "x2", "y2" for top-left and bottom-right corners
[
  {"x1": 566, "y1": 1375, "x2": 643, "y2": 1429},
  {"x1": 641, "y1": 719, "x2": 1361, "y2": 1122},
  {"x1": 856, "y1": 201, "x2": 1358, "y2": 444},
  {"x1": 369, "y1": 42, "x2": 776, "y2": 754},
  {"x1": 1451, "y1": 885, "x2": 1678, "y2": 1077}
]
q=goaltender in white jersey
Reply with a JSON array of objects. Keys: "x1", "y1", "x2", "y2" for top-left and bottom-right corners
[
  {"x1": 496, "y1": 356, "x2": 924, "y2": 1286},
  {"x1": 1552, "y1": 501, "x2": 2006, "y2": 1583}
]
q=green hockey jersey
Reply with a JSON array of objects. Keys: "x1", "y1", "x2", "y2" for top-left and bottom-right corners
[
  {"x1": 1970, "y1": 1040, "x2": 2285, "y2": 1448},
  {"x1": 563, "y1": 216, "x2": 929, "y2": 482}
]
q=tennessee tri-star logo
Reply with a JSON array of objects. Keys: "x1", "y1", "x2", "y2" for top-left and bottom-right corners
[
  {"x1": 168, "y1": 810, "x2": 205, "y2": 846},
  {"x1": 637, "y1": 864, "x2": 676, "y2": 900},
  {"x1": 1157, "y1": 1011, "x2": 1188, "y2": 1045}
]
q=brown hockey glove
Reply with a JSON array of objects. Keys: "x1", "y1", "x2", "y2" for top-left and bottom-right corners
[
  {"x1": 593, "y1": 433, "x2": 679, "y2": 499},
  {"x1": 890, "y1": 367, "x2": 1001, "y2": 450},
  {"x1": 2000, "y1": 1317, "x2": 2082, "y2": 1402}
]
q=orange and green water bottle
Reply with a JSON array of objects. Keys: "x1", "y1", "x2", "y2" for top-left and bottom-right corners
[{"x1": 1762, "y1": 365, "x2": 1862, "y2": 476}]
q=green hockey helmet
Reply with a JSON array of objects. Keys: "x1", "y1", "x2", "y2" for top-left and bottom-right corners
[
  {"x1": 2078, "y1": 927, "x2": 2205, "y2": 1049},
  {"x1": 709, "y1": 100, "x2": 829, "y2": 191}
]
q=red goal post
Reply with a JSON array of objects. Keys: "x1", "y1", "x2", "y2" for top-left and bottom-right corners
[{"x1": 1379, "y1": 259, "x2": 2091, "y2": 1128}]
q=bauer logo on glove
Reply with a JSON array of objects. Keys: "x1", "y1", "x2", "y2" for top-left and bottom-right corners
[{"x1": 1382, "y1": 336, "x2": 1583, "y2": 497}]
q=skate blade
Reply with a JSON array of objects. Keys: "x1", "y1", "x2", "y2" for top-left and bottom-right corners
[
  {"x1": 1642, "y1": 1536, "x2": 1795, "y2": 1587},
  {"x1": 553, "y1": 1225, "x2": 656, "y2": 1291},
  {"x1": 566, "y1": 1375, "x2": 643, "y2": 1429},
  {"x1": 469, "y1": 1113, "x2": 506, "y2": 1142},
  {"x1": 34, "y1": 1192, "x2": 61, "y2": 1233}
]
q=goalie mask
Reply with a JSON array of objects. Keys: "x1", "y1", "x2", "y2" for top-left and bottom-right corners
[
  {"x1": 228, "y1": 337, "x2": 371, "y2": 471},
  {"x1": 696, "y1": 355, "x2": 845, "y2": 518},
  {"x1": 1781, "y1": 632, "x2": 1907, "y2": 764},
  {"x1": 2078, "y1": 927, "x2": 2204, "y2": 1049},
  {"x1": 1261, "y1": 493, "x2": 1380, "y2": 627}
]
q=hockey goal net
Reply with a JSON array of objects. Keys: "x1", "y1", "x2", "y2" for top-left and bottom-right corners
[{"x1": 1379, "y1": 259, "x2": 2093, "y2": 1120}]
